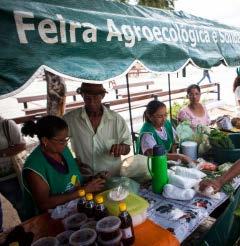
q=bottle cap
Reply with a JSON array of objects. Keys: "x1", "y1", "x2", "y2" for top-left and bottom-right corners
[
  {"x1": 119, "y1": 202, "x2": 127, "y2": 212},
  {"x1": 86, "y1": 193, "x2": 93, "y2": 201},
  {"x1": 95, "y1": 195, "x2": 104, "y2": 204},
  {"x1": 153, "y1": 145, "x2": 166, "y2": 156},
  {"x1": 78, "y1": 189, "x2": 85, "y2": 197}
]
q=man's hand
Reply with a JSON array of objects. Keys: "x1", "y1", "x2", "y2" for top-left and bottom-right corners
[
  {"x1": 199, "y1": 179, "x2": 222, "y2": 193},
  {"x1": 109, "y1": 144, "x2": 130, "y2": 157},
  {"x1": 94, "y1": 171, "x2": 111, "y2": 180},
  {"x1": 178, "y1": 154, "x2": 194, "y2": 164},
  {"x1": 84, "y1": 178, "x2": 106, "y2": 193}
]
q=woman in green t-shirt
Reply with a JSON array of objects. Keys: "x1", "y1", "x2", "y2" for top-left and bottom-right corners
[
  {"x1": 21, "y1": 115, "x2": 105, "y2": 219},
  {"x1": 137, "y1": 100, "x2": 193, "y2": 164}
]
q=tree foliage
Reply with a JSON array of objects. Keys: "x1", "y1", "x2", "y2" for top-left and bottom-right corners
[
  {"x1": 138, "y1": 0, "x2": 174, "y2": 10},
  {"x1": 117, "y1": 0, "x2": 175, "y2": 10}
]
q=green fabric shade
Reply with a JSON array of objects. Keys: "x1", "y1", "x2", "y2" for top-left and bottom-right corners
[{"x1": 1, "y1": 0, "x2": 240, "y2": 97}]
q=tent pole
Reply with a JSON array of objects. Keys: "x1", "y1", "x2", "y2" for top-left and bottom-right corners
[
  {"x1": 168, "y1": 73, "x2": 172, "y2": 121},
  {"x1": 126, "y1": 73, "x2": 135, "y2": 149}
]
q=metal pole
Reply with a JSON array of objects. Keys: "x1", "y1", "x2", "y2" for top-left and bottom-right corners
[
  {"x1": 168, "y1": 74, "x2": 172, "y2": 121},
  {"x1": 126, "y1": 73, "x2": 135, "y2": 149},
  {"x1": 217, "y1": 83, "x2": 220, "y2": 100}
]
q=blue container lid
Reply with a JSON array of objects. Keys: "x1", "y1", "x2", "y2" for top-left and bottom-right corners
[{"x1": 153, "y1": 145, "x2": 166, "y2": 156}]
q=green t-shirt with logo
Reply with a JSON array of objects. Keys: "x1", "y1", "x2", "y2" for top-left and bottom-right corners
[{"x1": 22, "y1": 145, "x2": 83, "y2": 219}]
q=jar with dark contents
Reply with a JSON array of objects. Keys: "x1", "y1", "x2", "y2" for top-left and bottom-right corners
[
  {"x1": 84, "y1": 193, "x2": 95, "y2": 218},
  {"x1": 56, "y1": 230, "x2": 74, "y2": 245},
  {"x1": 96, "y1": 216, "x2": 121, "y2": 244},
  {"x1": 31, "y1": 237, "x2": 59, "y2": 246},
  {"x1": 63, "y1": 213, "x2": 88, "y2": 231},
  {"x1": 69, "y1": 228, "x2": 97, "y2": 246}
]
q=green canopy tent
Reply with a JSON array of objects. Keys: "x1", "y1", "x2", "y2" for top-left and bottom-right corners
[
  {"x1": 1, "y1": 0, "x2": 240, "y2": 139},
  {"x1": 1, "y1": 2, "x2": 240, "y2": 242},
  {"x1": 1, "y1": 0, "x2": 240, "y2": 97}
]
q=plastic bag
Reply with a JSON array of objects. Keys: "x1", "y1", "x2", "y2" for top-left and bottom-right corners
[
  {"x1": 163, "y1": 184, "x2": 196, "y2": 200},
  {"x1": 216, "y1": 115, "x2": 233, "y2": 130},
  {"x1": 104, "y1": 176, "x2": 140, "y2": 194},
  {"x1": 168, "y1": 172, "x2": 200, "y2": 189},
  {"x1": 120, "y1": 154, "x2": 151, "y2": 182},
  {"x1": 173, "y1": 166, "x2": 206, "y2": 179},
  {"x1": 176, "y1": 121, "x2": 194, "y2": 142}
]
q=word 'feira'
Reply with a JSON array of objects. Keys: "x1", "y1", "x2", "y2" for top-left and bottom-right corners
[{"x1": 14, "y1": 11, "x2": 97, "y2": 44}]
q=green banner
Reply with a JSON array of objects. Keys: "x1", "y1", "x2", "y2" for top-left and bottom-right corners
[{"x1": 1, "y1": 0, "x2": 240, "y2": 97}]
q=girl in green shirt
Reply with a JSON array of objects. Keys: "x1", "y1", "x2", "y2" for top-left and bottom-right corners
[{"x1": 137, "y1": 100, "x2": 193, "y2": 164}]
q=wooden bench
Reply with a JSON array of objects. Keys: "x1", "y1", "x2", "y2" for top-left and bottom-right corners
[
  {"x1": 17, "y1": 91, "x2": 78, "y2": 109},
  {"x1": 12, "y1": 83, "x2": 220, "y2": 124},
  {"x1": 16, "y1": 91, "x2": 82, "y2": 115},
  {"x1": 113, "y1": 81, "x2": 154, "y2": 99},
  {"x1": 120, "y1": 88, "x2": 163, "y2": 98}
]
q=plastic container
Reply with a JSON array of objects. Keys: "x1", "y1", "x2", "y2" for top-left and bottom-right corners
[
  {"x1": 80, "y1": 220, "x2": 97, "y2": 230},
  {"x1": 212, "y1": 133, "x2": 240, "y2": 164},
  {"x1": 97, "y1": 191, "x2": 149, "y2": 226},
  {"x1": 98, "y1": 230, "x2": 122, "y2": 246},
  {"x1": 63, "y1": 213, "x2": 88, "y2": 230},
  {"x1": 31, "y1": 237, "x2": 59, "y2": 246},
  {"x1": 181, "y1": 141, "x2": 198, "y2": 160},
  {"x1": 96, "y1": 216, "x2": 121, "y2": 241},
  {"x1": 69, "y1": 228, "x2": 97, "y2": 246},
  {"x1": 148, "y1": 145, "x2": 168, "y2": 194},
  {"x1": 56, "y1": 230, "x2": 74, "y2": 245}
]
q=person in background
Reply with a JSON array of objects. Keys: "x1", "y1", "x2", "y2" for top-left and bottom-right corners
[
  {"x1": 197, "y1": 69, "x2": 212, "y2": 85},
  {"x1": 21, "y1": 115, "x2": 105, "y2": 220},
  {"x1": 136, "y1": 100, "x2": 193, "y2": 164},
  {"x1": 63, "y1": 83, "x2": 131, "y2": 177},
  {"x1": 178, "y1": 84, "x2": 211, "y2": 129},
  {"x1": 0, "y1": 116, "x2": 26, "y2": 219},
  {"x1": 233, "y1": 69, "x2": 240, "y2": 116},
  {"x1": 200, "y1": 159, "x2": 240, "y2": 193}
]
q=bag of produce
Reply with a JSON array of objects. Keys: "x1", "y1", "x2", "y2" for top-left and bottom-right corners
[
  {"x1": 168, "y1": 172, "x2": 200, "y2": 189},
  {"x1": 163, "y1": 184, "x2": 196, "y2": 200},
  {"x1": 173, "y1": 166, "x2": 206, "y2": 179}
]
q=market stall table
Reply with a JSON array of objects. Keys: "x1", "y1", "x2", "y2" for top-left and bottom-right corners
[
  {"x1": 139, "y1": 176, "x2": 240, "y2": 242},
  {"x1": 0, "y1": 213, "x2": 179, "y2": 246}
]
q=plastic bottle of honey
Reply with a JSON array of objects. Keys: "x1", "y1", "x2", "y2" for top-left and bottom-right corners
[
  {"x1": 84, "y1": 193, "x2": 95, "y2": 218},
  {"x1": 118, "y1": 202, "x2": 135, "y2": 246},
  {"x1": 94, "y1": 195, "x2": 109, "y2": 221},
  {"x1": 77, "y1": 189, "x2": 86, "y2": 213}
]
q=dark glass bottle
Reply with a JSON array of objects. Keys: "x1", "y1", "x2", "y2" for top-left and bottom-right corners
[
  {"x1": 77, "y1": 189, "x2": 86, "y2": 213},
  {"x1": 84, "y1": 193, "x2": 95, "y2": 218},
  {"x1": 94, "y1": 195, "x2": 109, "y2": 221},
  {"x1": 119, "y1": 202, "x2": 135, "y2": 246}
]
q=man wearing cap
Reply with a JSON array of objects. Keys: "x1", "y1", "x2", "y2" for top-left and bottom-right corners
[{"x1": 63, "y1": 83, "x2": 131, "y2": 177}]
